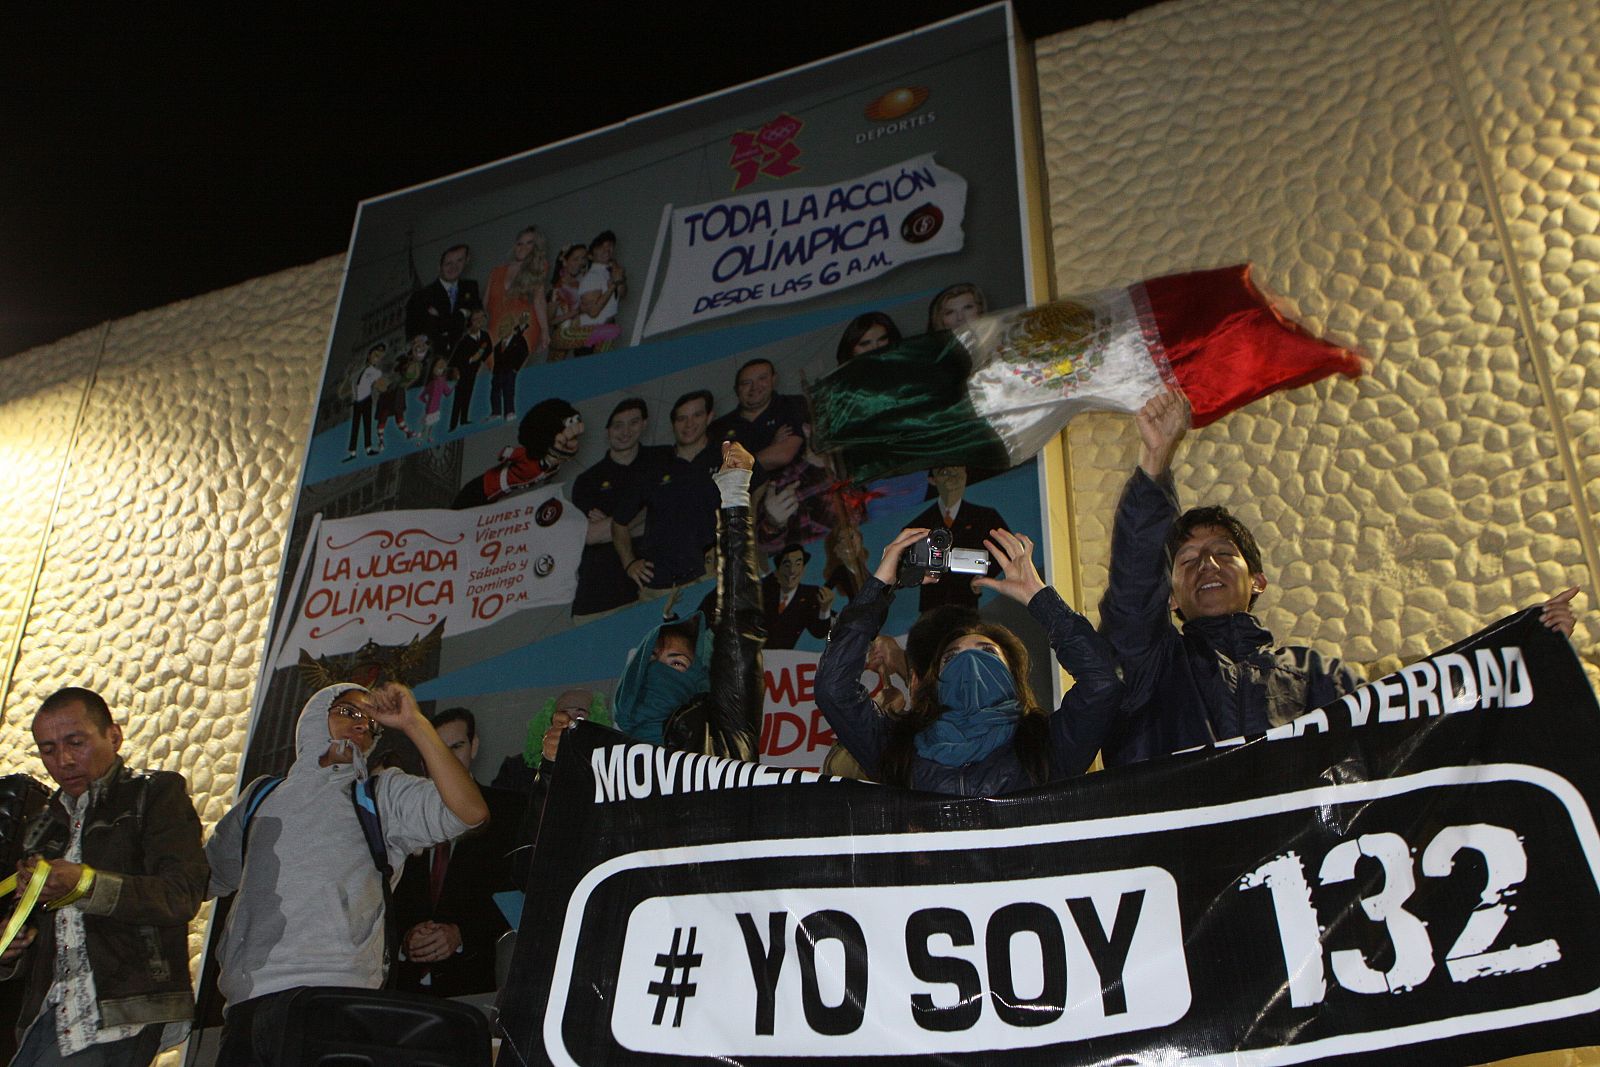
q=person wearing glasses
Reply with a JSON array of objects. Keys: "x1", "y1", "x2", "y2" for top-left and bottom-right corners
[{"x1": 203, "y1": 683, "x2": 488, "y2": 1066}]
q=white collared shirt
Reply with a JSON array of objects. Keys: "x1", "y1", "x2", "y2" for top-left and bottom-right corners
[{"x1": 44, "y1": 779, "x2": 143, "y2": 1055}]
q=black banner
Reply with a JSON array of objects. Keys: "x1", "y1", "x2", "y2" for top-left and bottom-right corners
[{"x1": 499, "y1": 610, "x2": 1600, "y2": 1065}]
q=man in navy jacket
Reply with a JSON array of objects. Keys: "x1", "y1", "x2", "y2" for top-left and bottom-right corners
[{"x1": 1097, "y1": 391, "x2": 1362, "y2": 767}]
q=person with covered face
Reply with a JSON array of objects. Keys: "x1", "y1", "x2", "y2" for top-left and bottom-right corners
[
  {"x1": 203, "y1": 682, "x2": 487, "y2": 1066},
  {"x1": 546, "y1": 442, "x2": 766, "y2": 762},
  {"x1": 814, "y1": 527, "x2": 1122, "y2": 796}
]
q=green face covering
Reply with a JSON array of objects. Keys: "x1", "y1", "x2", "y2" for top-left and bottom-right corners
[
  {"x1": 613, "y1": 617, "x2": 712, "y2": 746},
  {"x1": 618, "y1": 660, "x2": 706, "y2": 746}
]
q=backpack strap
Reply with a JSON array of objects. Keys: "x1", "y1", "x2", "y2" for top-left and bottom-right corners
[
  {"x1": 349, "y1": 775, "x2": 398, "y2": 987},
  {"x1": 238, "y1": 776, "x2": 285, "y2": 868},
  {"x1": 348, "y1": 776, "x2": 390, "y2": 879}
]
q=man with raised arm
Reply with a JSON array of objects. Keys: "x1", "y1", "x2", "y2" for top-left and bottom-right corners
[
  {"x1": 205, "y1": 682, "x2": 488, "y2": 1066},
  {"x1": 548, "y1": 442, "x2": 767, "y2": 762},
  {"x1": 1098, "y1": 391, "x2": 1579, "y2": 767},
  {"x1": 1096, "y1": 391, "x2": 1364, "y2": 767}
]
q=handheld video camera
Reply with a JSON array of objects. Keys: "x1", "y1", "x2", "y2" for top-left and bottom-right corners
[
  {"x1": 0, "y1": 775, "x2": 52, "y2": 870},
  {"x1": 896, "y1": 527, "x2": 992, "y2": 589}
]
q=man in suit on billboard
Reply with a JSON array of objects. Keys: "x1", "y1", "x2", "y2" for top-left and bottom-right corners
[
  {"x1": 760, "y1": 543, "x2": 834, "y2": 650},
  {"x1": 391, "y1": 707, "x2": 513, "y2": 997},
  {"x1": 406, "y1": 244, "x2": 483, "y2": 355}
]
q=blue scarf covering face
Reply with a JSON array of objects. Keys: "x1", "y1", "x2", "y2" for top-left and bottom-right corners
[
  {"x1": 915, "y1": 648, "x2": 1022, "y2": 767},
  {"x1": 622, "y1": 661, "x2": 704, "y2": 745},
  {"x1": 614, "y1": 617, "x2": 712, "y2": 745}
]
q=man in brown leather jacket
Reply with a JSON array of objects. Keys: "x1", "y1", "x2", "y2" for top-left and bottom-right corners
[{"x1": 0, "y1": 687, "x2": 208, "y2": 1065}]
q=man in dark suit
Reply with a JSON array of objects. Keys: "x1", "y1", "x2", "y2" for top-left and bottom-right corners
[
  {"x1": 405, "y1": 244, "x2": 483, "y2": 356},
  {"x1": 391, "y1": 707, "x2": 512, "y2": 997},
  {"x1": 759, "y1": 543, "x2": 833, "y2": 650},
  {"x1": 906, "y1": 465, "x2": 1009, "y2": 612},
  {"x1": 448, "y1": 308, "x2": 492, "y2": 432}
]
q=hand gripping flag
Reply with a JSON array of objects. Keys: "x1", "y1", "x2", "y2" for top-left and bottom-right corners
[{"x1": 807, "y1": 264, "x2": 1363, "y2": 482}]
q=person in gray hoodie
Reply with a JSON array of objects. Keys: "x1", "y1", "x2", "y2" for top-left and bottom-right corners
[{"x1": 204, "y1": 681, "x2": 488, "y2": 1066}]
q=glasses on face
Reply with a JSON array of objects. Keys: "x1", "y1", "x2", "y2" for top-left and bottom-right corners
[{"x1": 330, "y1": 702, "x2": 382, "y2": 738}]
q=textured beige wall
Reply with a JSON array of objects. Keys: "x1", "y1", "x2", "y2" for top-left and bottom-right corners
[
  {"x1": 1036, "y1": 1, "x2": 1598, "y2": 1061},
  {"x1": 1037, "y1": 0, "x2": 1598, "y2": 683},
  {"x1": 0, "y1": 256, "x2": 344, "y2": 1012},
  {"x1": 0, "y1": 0, "x2": 1594, "y2": 1060}
]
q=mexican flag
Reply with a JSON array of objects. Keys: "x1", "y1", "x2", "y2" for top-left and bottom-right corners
[{"x1": 807, "y1": 265, "x2": 1363, "y2": 482}]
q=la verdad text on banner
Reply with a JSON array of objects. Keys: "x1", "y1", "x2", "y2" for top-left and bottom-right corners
[{"x1": 500, "y1": 609, "x2": 1600, "y2": 1066}]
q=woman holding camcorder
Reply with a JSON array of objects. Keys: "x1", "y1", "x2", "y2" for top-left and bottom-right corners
[{"x1": 815, "y1": 526, "x2": 1123, "y2": 796}]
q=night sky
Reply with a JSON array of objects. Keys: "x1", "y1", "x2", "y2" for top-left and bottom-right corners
[{"x1": 0, "y1": 2, "x2": 1159, "y2": 360}]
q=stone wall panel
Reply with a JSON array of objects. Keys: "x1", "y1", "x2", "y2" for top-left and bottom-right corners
[
  {"x1": 1036, "y1": 0, "x2": 1597, "y2": 690},
  {"x1": 0, "y1": 256, "x2": 342, "y2": 841},
  {"x1": 1448, "y1": 0, "x2": 1600, "y2": 666},
  {"x1": 0, "y1": 330, "x2": 98, "y2": 758}
]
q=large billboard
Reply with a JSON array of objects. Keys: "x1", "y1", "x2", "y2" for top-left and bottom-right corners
[{"x1": 247, "y1": 4, "x2": 1047, "y2": 788}]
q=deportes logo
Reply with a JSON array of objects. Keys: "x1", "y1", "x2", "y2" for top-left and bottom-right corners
[
  {"x1": 865, "y1": 86, "x2": 929, "y2": 121},
  {"x1": 857, "y1": 87, "x2": 936, "y2": 146}
]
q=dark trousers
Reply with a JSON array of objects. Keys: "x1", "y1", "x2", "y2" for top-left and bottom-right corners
[
  {"x1": 489, "y1": 369, "x2": 516, "y2": 418},
  {"x1": 211, "y1": 990, "x2": 297, "y2": 1067},
  {"x1": 346, "y1": 396, "x2": 374, "y2": 452},
  {"x1": 449, "y1": 369, "x2": 478, "y2": 431},
  {"x1": 10, "y1": 1017, "x2": 159, "y2": 1067}
]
